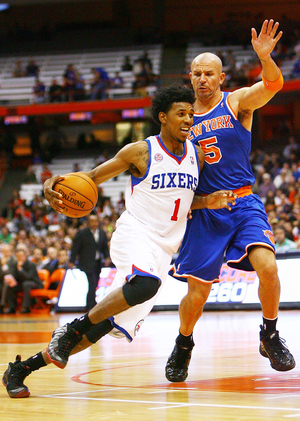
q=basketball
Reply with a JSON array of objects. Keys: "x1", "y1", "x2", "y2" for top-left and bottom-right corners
[{"x1": 53, "y1": 172, "x2": 98, "y2": 218}]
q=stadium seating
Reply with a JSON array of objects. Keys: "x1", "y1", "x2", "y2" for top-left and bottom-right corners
[
  {"x1": 0, "y1": 45, "x2": 163, "y2": 104},
  {"x1": 30, "y1": 268, "x2": 66, "y2": 314}
]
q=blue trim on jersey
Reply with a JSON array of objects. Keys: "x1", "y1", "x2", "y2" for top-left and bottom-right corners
[
  {"x1": 125, "y1": 264, "x2": 161, "y2": 283},
  {"x1": 130, "y1": 139, "x2": 151, "y2": 190},
  {"x1": 108, "y1": 316, "x2": 133, "y2": 342},
  {"x1": 190, "y1": 141, "x2": 200, "y2": 178},
  {"x1": 156, "y1": 135, "x2": 187, "y2": 164}
]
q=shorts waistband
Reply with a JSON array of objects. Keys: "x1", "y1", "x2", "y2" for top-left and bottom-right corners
[
  {"x1": 232, "y1": 186, "x2": 253, "y2": 198},
  {"x1": 199, "y1": 185, "x2": 253, "y2": 198}
]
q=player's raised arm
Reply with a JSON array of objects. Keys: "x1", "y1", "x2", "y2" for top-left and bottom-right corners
[{"x1": 229, "y1": 20, "x2": 283, "y2": 118}]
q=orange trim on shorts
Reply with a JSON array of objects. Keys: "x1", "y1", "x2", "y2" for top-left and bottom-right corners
[
  {"x1": 199, "y1": 185, "x2": 252, "y2": 198},
  {"x1": 232, "y1": 186, "x2": 253, "y2": 198}
]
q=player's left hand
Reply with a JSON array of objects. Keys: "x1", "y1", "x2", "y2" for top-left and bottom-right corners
[
  {"x1": 251, "y1": 19, "x2": 283, "y2": 60},
  {"x1": 205, "y1": 190, "x2": 237, "y2": 210},
  {"x1": 43, "y1": 175, "x2": 65, "y2": 213}
]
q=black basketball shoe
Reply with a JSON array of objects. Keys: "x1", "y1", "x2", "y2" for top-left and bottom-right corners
[
  {"x1": 2, "y1": 355, "x2": 31, "y2": 398},
  {"x1": 259, "y1": 325, "x2": 295, "y2": 371},
  {"x1": 47, "y1": 323, "x2": 82, "y2": 369},
  {"x1": 165, "y1": 342, "x2": 194, "y2": 382}
]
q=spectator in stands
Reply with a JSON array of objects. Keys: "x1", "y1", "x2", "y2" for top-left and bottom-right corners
[
  {"x1": 292, "y1": 162, "x2": 300, "y2": 181},
  {"x1": 258, "y1": 173, "x2": 276, "y2": 202},
  {"x1": 121, "y1": 55, "x2": 133, "y2": 71},
  {"x1": 2, "y1": 245, "x2": 43, "y2": 314},
  {"x1": 73, "y1": 71, "x2": 86, "y2": 101},
  {"x1": 111, "y1": 72, "x2": 124, "y2": 89},
  {"x1": 12, "y1": 60, "x2": 25, "y2": 78},
  {"x1": 291, "y1": 50, "x2": 300, "y2": 79},
  {"x1": 0, "y1": 244, "x2": 15, "y2": 314},
  {"x1": 30, "y1": 247, "x2": 46, "y2": 270},
  {"x1": 42, "y1": 246, "x2": 58, "y2": 275},
  {"x1": 63, "y1": 64, "x2": 77, "y2": 101},
  {"x1": 90, "y1": 68, "x2": 109, "y2": 100},
  {"x1": 23, "y1": 165, "x2": 38, "y2": 184},
  {"x1": 73, "y1": 162, "x2": 80, "y2": 172},
  {"x1": 25, "y1": 60, "x2": 39, "y2": 77},
  {"x1": 283, "y1": 136, "x2": 300, "y2": 161},
  {"x1": 40, "y1": 164, "x2": 53, "y2": 185},
  {"x1": 33, "y1": 79, "x2": 46, "y2": 103},
  {"x1": 274, "y1": 226, "x2": 297, "y2": 253},
  {"x1": 138, "y1": 51, "x2": 153, "y2": 75},
  {"x1": 115, "y1": 192, "x2": 125, "y2": 215},
  {"x1": 132, "y1": 67, "x2": 149, "y2": 97},
  {"x1": 271, "y1": 42, "x2": 288, "y2": 66},
  {"x1": 0, "y1": 226, "x2": 13, "y2": 244},
  {"x1": 48, "y1": 78, "x2": 64, "y2": 103}
]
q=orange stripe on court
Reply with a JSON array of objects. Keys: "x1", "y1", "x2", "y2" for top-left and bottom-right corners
[{"x1": 0, "y1": 331, "x2": 52, "y2": 344}]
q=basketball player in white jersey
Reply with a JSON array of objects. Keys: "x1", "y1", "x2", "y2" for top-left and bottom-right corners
[{"x1": 3, "y1": 84, "x2": 236, "y2": 398}]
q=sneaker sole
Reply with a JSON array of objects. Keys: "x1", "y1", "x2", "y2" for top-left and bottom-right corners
[
  {"x1": 165, "y1": 372, "x2": 188, "y2": 382},
  {"x1": 2, "y1": 371, "x2": 30, "y2": 398},
  {"x1": 7, "y1": 388, "x2": 30, "y2": 398},
  {"x1": 46, "y1": 347, "x2": 66, "y2": 369}
]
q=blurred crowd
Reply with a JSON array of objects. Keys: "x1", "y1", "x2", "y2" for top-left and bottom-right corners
[
  {"x1": 0, "y1": 172, "x2": 128, "y2": 314},
  {"x1": 251, "y1": 135, "x2": 300, "y2": 253},
  {"x1": 12, "y1": 51, "x2": 161, "y2": 104},
  {"x1": 182, "y1": 29, "x2": 300, "y2": 90}
]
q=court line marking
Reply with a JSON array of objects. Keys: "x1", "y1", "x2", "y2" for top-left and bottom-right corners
[{"x1": 37, "y1": 394, "x2": 300, "y2": 413}]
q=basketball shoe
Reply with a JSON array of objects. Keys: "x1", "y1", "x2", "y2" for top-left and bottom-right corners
[
  {"x1": 259, "y1": 325, "x2": 295, "y2": 371},
  {"x1": 165, "y1": 342, "x2": 194, "y2": 382},
  {"x1": 47, "y1": 323, "x2": 82, "y2": 369},
  {"x1": 2, "y1": 355, "x2": 31, "y2": 398}
]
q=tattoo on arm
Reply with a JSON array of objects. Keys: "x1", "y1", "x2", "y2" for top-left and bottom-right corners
[{"x1": 129, "y1": 143, "x2": 149, "y2": 177}]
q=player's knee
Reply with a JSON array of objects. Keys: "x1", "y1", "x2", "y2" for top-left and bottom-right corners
[{"x1": 122, "y1": 275, "x2": 162, "y2": 306}]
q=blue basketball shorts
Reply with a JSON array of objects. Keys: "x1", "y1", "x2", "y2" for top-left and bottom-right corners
[{"x1": 172, "y1": 194, "x2": 275, "y2": 282}]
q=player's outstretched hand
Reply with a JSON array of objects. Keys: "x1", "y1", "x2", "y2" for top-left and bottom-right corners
[
  {"x1": 205, "y1": 190, "x2": 237, "y2": 210},
  {"x1": 43, "y1": 175, "x2": 65, "y2": 213},
  {"x1": 251, "y1": 19, "x2": 283, "y2": 60}
]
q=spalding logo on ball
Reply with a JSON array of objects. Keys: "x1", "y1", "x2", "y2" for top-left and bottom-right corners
[{"x1": 53, "y1": 172, "x2": 98, "y2": 218}]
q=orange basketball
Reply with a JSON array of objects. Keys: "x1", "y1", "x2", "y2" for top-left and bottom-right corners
[{"x1": 53, "y1": 172, "x2": 98, "y2": 218}]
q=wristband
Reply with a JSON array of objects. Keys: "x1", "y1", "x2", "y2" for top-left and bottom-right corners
[{"x1": 262, "y1": 71, "x2": 284, "y2": 91}]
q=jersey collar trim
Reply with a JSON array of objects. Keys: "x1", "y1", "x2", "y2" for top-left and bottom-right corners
[
  {"x1": 194, "y1": 92, "x2": 224, "y2": 117},
  {"x1": 156, "y1": 135, "x2": 187, "y2": 164}
]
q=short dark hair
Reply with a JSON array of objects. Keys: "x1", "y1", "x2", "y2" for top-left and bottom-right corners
[{"x1": 150, "y1": 84, "x2": 195, "y2": 125}]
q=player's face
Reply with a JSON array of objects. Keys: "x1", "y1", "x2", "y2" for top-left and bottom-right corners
[
  {"x1": 190, "y1": 59, "x2": 225, "y2": 101},
  {"x1": 161, "y1": 102, "x2": 194, "y2": 144}
]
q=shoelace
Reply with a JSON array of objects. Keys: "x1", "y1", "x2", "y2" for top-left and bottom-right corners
[
  {"x1": 267, "y1": 333, "x2": 289, "y2": 354},
  {"x1": 55, "y1": 330, "x2": 80, "y2": 357},
  {"x1": 10, "y1": 363, "x2": 31, "y2": 386}
]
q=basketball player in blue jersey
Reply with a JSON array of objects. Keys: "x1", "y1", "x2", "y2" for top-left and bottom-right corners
[
  {"x1": 2, "y1": 85, "x2": 236, "y2": 398},
  {"x1": 165, "y1": 20, "x2": 295, "y2": 383}
]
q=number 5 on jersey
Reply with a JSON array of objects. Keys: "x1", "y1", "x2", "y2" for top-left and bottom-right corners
[{"x1": 199, "y1": 137, "x2": 222, "y2": 164}]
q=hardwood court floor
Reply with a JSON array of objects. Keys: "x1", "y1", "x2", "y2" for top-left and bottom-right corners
[{"x1": 0, "y1": 310, "x2": 300, "y2": 421}]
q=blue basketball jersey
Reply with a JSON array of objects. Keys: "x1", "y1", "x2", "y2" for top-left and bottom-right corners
[{"x1": 187, "y1": 91, "x2": 255, "y2": 194}]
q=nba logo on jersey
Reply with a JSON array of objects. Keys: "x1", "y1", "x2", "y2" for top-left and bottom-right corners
[
  {"x1": 134, "y1": 319, "x2": 144, "y2": 335},
  {"x1": 190, "y1": 156, "x2": 195, "y2": 165},
  {"x1": 154, "y1": 153, "x2": 163, "y2": 162}
]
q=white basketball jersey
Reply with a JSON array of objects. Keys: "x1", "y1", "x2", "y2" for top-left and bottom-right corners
[{"x1": 122, "y1": 135, "x2": 199, "y2": 255}]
